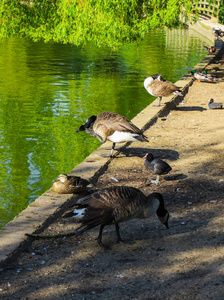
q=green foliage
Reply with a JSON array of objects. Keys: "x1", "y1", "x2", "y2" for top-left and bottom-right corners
[
  {"x1": 0, "y1": 0, "x2": 194, "y2": 48},
  {"x1": 219, "y1": 1, "x2": 224, "y2": 24}
]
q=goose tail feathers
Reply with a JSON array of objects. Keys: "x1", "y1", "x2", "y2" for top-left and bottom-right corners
[
  {"x1": 173, "y1": 90, "x2": 183, "y2": 97},
  {"x1": 136, "y1": 135, "x2": 149, "y2": 142}
]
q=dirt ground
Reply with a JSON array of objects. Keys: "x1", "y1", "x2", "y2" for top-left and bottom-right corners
[{"x1": 0, "y1": 59, "x2": 224, "y2": 300}]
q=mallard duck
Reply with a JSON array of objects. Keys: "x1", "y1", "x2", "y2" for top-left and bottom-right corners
[
  {"x1": 204, "y1": 46, "x2": 216, "y2": 55},
  {"x1": 212, "y1": 27, "x2": 224, "y2": 39},
  {"x1": 144, "y1": 74, "x2": 183, "y2": 106},
  {"x1": 143, "y1": 153, "x2": 172, "y2": 184},
  {"x1": 191, "y1": 70, "x2": 218, "y2": 82},
  {"x1": 52, "y1": 174, "x2": 89, "y2": 194},
  {"x1": 76, "y1": 111, "x2": 148, "y2": 157},
  {"x1": 208, "y1": 98, "x2": 223, "y2": 109},
  {"x1": 63, "y1": 186, "x2": 169, "y2": 248}
]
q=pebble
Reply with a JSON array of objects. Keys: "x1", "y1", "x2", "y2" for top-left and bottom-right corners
[{"x1": 115, "y1": 274, "x2": 124, "y2": 278}]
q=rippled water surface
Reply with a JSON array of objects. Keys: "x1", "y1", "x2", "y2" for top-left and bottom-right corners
[{"x1": 0, "y1": 28, "x2": 209, "y2": 228}]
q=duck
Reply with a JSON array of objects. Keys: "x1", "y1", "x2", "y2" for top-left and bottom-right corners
[
  {"x1": 204, "y1": 46, "x2": 216, "y2": 55},
  {"x1": 143, "y1": 153, "x2": 172, "y2": 184},
  {"x1": 212, "y1": 27, "x2": 224, "y2": 39},
  {"x1": 191, "y1": 70, "x2": 218, "y2": 82},
  {"x1": 208, "y1": 98, "x2": 223, "y2": 109},
  {"x1": 76, "y1": 111, "x2": 148, "y2": 157},
  {"x1": 144, "y1": 74, "x2": 183, "y2": 106},
  {"x1": 52, "y1": 174, "x2": 89, "y2": 194},
  {"x1": 63, "y1": 186, "x2": 169, "y2": 248}
]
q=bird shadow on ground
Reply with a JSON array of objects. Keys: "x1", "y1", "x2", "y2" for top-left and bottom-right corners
[
  {"x1": 164, "y1": 174, "x2": 187, "y2": 181},
  {"x1": 118, "y1": 147, "x2": 179, "y2": 161},
  {"x1": 173, "y1": 106, "x2": 207, "y2": 112}
]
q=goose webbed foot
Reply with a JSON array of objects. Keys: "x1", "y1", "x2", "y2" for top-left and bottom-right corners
[
  {"x1": 100, "y1": 154, "x2": 114, "y2": 158},
  {"x1": 100, "y1": 143, "x2": 115, "y2": 158},
  {"x1": 95, "y1": 237, "x2": 111, "y2": 250},
  {"x1": 153, "y1": 97, "x2": 162, "y2": 107}
]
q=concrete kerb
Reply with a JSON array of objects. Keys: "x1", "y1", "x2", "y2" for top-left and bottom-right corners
[{"x1": 0, "y1": 38, "x2": 223, "y2": 269}]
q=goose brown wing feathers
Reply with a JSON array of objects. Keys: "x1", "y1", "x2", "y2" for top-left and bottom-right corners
[
  {"x1": 77, "y1": 186, "x2": 149, "y2": 224},
  {"x1": 94, "y1": 111, "x2": 144, "y2": 135},
  {"x1": 152, "y1": 80, "x2": 181, "y2": 96},
  {"x1": 77, "y1": 186, "x2": 146, "y2": 208}
]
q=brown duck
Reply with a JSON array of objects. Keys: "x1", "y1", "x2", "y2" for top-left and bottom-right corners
[
  {"x1": 64, "y1": 186, "x2": 169, "y2": 248},
  {"x1": 76, "y1": 111, "x2": 148, "y2": 157},
  {"x1": 144, "y1": 74, "x2": 183, "y2": 106},
  {"x1": 52, "y1": 174, "x2": 89, "y2": 194}
]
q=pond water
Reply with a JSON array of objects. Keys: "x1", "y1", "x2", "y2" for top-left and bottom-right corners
[{"x1": 0, "y1": 28, "x2": 210, "y2": 228}]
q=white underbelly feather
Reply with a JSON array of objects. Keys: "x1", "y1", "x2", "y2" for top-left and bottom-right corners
[{"x1": 107, "y1": 131, "x2": 139, "y2": 143}]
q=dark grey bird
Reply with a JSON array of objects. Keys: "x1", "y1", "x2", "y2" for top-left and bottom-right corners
[
  {"x1": 76, "y1": 111, "x2": 148, "y2": 157},
  {"x1": 63, "y1": 186, "x2": 169, "y2": 248},
  {"x1": 208, "y1": 98, "x2": 223, "y2": 109},
  {"x1": 143, "y1": 153, "x2": 172, "y2": 184}
]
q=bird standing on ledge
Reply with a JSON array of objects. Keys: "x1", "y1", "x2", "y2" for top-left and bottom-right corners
[
  {"x1": 76, "y1": 111, "x2": 148, "y2": 157},
  {"x1": 144, "y1": 74, "x2": 183, "y2": 106}
]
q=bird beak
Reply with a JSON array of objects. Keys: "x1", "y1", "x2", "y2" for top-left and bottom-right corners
[
  {"x1": 53, "y1": 178, "x2": 59, "y2": 182},
  {"x1": 143, "y1": 154, "x2": 147, "y2": 159},
  {"x1": 75, "y1": 124, "x2": 85, "y2": 133}
]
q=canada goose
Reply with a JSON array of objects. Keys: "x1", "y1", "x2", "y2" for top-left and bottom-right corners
[
  {"x1": 204, "y1": 46, "x2": 216, "y2": 55},
  {"x1": 191, "y1": 70, "x2": 218, "y2": 82},
  {"x1": 76, "y1": 111, "x2": 148, "y2": 157},
  {"x1": 52, "y1": 174, "x2": 89, "y2": 194},
  {"x1": 208, "y1": 98, "x2": 223, "y2": 109},
  {"x1": 143, "y1": 153, "x2": 172, "y2": 184},
  {"x1": 144, "y1": 74, "x2": 183, "y2": 106},
  {"x1": 63, "y1": 186, "x2": 169, "y2": 248}
]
